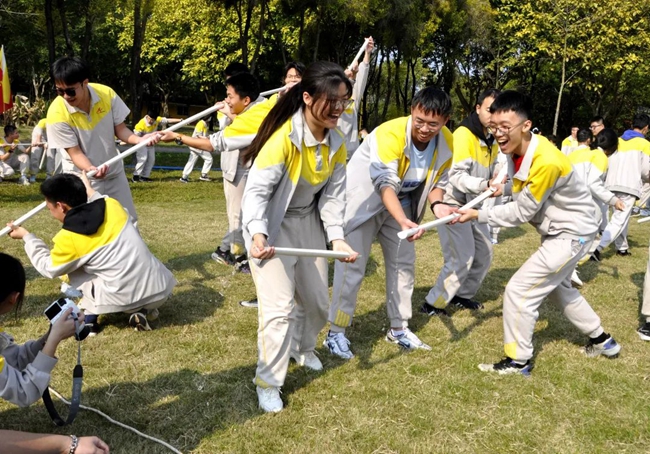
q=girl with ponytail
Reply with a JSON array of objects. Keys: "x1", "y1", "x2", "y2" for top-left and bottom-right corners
[{"x1": 241, "y1": 61, "x2": 359, "y2": 413}]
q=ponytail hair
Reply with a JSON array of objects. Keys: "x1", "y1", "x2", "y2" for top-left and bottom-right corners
[{"x1": 242, "y1": 61, "x2": 352, "y2": 164}]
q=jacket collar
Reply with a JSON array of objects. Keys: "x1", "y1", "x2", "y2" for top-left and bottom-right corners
[
  {"x1": 62, "y1": 197, "x2": 106, "y2": 235},
  {"x1": 511, "y1": 133, "x2": 538, "y2": 181},
  {"x1": 288, "y1": 109, "x2": 344, "y2": 158}
]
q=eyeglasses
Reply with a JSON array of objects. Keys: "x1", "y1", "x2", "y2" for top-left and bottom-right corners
[
  {"x1": 413, "y1": 118, "x2": 442, "y2": 131},
  {"x1": 285, "y1": 74, "x2": 301, "y2": 82},
  {"x1": 487, "y1": 120, "x2": 526, "y2": 136},
  {"x1": 54, "y1": 84, "x2": 81, "y2": 97},
  {"x1": 327, "y1": 98, "x2": 354, "y2": 111},
  {"x1": 589, "y1": 124, "x2": 603, "y2": 130}
]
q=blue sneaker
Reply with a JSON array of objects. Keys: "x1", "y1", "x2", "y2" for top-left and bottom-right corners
[
  {"x1": 479, "y1": 358, "x2": 533, "y2": 376},
  {"x1": 385, "y1": 328, "x2": 431, "y2": 351},
  {"x1": 583, "y1": 336, "x2": 621, "y2": 358}
]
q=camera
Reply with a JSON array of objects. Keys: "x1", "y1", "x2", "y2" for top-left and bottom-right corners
[{"x1": 44, "y1": 298, "x2": 90, "y2": 341}]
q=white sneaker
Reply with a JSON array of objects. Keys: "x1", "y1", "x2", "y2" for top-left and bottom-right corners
[
  {"x1": 323, "y1": 331, "x2": 354, "y2": 359},
  {"x1": 256, "y1": 386, "x2": 283, "y2": 413},
  {"x1": 290, "y1": 351, "x2": 323, "y2": 371},
  {"x1": 29, "y1": 175, "x2": 37, "y2": 183},
  {"x1": 60, "y1": 282, "x2": 83, "y2": 298},
  {"x1": 491, "y1": 238, "x2": 498, "y2": 245},
  {"x1": 386, "y1": 328, "x2": 432, "y2": 351},
  {"x1": 18, "y1": 176, "x2": 30, "y2": 186},
  {"x1": 570, "y1": 269, "x2": 583, "y2": 288}
]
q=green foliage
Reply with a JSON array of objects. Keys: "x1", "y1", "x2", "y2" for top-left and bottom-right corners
[{"x1": 1, "y1": 0, "x2": 650, "y2": 132}]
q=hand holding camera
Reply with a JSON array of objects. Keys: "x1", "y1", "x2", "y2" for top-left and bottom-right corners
[{"x1": 44, "y1": 298, "x2": 90, "y2": 345}]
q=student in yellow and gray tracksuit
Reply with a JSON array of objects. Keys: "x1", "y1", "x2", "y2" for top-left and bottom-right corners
[
  {"x1": 459, "y1": 91, "x2": 620, "y2": 376},
  {"x1": 568, "y1": 128, "x2": 625, "y2": 286},
  {"x1": 339, "y1": 37, "x2": 374, "y2": 159},
  {"x1": 592, "y1": 114, "x2": 650, "y2": 260},
  {"x1": 421, "y1": 88, "x2": 500, "y2": 317},
  {"x1": 180, "y1": 118, "x2": 213, "y2": 182},
  {"x1": 162, "y1": 73, "x2": 273, "y2": 273},
  {"x1": 132, "y1": 112, "x2": 181, "y2": 182},
  {"x1": 325, "y1": 87, "x2": 457, "y2": 360},
  {"x1": 46, "y1": 57, "x2": 159, "y2": 226},
  {"x1": 560, "y1": 126, "x2": 579, "y2": 155},
  {"x1": 240, "y1": 62, "x2": 357, "y2": 413}
]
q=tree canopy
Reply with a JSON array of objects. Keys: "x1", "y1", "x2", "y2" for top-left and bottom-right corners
[{"x1": 1, "y1": 0, "x2": 649, "y2": 136}]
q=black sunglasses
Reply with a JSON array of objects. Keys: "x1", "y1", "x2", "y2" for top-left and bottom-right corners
[{"x1": 54, "y1": 85, "x2": 80, "y2": 97}]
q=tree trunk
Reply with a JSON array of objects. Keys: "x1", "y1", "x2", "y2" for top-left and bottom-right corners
[
  {"x1": 130, "y1": 0, "x2": 153, "y2": 121},
  {"x1": 56, "y1": 0, "x2": 74, "y2": 56},
  {"x1": 241, "y1": 0, "x2": 254, "y2": 67},
  {"x1": 81, "y1": 0, "x2": 93, "y2": 61},
  {"x1": 552, "y1": 34, "x2": 568, "y2": 136},
  {"x1": 45, "y1": 0, "x2": 56, "y2": 68},
  {"x1": 249, "y1": 0, "x2": 267, "y2": 74}
]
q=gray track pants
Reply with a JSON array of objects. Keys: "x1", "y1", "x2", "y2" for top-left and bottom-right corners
[
  {"x1": 502, "y1": 235, "x2": 603, "y2": 361},
  {"x1": 426, "y1": 220, "x2": 492, "y2": 308}
]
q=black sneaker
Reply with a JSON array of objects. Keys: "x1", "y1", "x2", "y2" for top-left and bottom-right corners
[
  {"x1": 590, "y1": 249, "x2": 601, "y2": 262},
  {"x1": 451, "y1": 295, "x2": 484, "y2": 310},
  {"x1": 199, "y1": 174, "x2": 211, "y2": 181},
  {"x1": 616, "y1": 249, "x2": 632, "y2": 256},
  {"x1": 235, "y1": 255, "x2": 251, "y2": 274},
  {"x1": 140, "y1": 176, "x2": 153, "y2": 182},
  {"x1": 128, "y1": 312, "x2": 152, "y2": 331},
  {"x1": 637, "y1": 323, "x2": 650, "y2": 341},
  {"x1": 211, "y1": 248, "x2": 236, "y2": 266},
  {"x1": 87, "y1": 323, "x2": 102, "y2": 337},
  {"x1": 478, "y1": 358, "x2": 533, "y2": 376},
  {"x1": 132, "y1": 175, "x2": 141, "y2": 182},
  {"x1": 420, "y1": 302, "x2": 448, "y2": 317}
]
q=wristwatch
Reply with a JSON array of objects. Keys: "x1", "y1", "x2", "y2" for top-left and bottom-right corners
[{"x1": 174, "y1": 134, "x2": 184, "y2": 145}]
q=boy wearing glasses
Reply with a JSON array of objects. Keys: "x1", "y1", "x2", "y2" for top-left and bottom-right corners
[
  {"x1": 421, "y1": 88, "x2": 500, "y2": 317},
  {"x1": 325, "y1": 87, "x2": 457, "y2": 358},
  {"x1": 46, "y1": 57, "x2": 159, "y2": 225},
  {"x1": 458, "y1": 91, "x2": 620, "y2": 375}
]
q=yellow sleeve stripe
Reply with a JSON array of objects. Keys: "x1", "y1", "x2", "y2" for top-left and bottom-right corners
[
  {"x1": 527, "y1": 147, "x2": 571, "y2": 202},
  {"x1": 375, "y1": 117, "x2": 409, "y2": 166},
  {"x1": 253, "y1": 120, "x2": 293, "y2": 170},
  {"x1": 51, "y1": 198, "x2": 129, "y2": 268}
]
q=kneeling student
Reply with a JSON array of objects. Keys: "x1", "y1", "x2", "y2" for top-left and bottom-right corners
[
  {"x1": 458, "y1": 91, "x2": 620, "y2": 375},
  {"x1": 8, "y1": 173, "x2": 176, "y2": 335}
]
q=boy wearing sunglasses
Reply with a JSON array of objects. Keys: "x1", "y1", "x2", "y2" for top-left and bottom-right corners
[{"x1": 46, "y1": 57, "x2": 159, "y2": 226}]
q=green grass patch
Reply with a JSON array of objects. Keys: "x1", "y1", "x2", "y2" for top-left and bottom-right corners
[{"x1": 1, "y1": 171, "x2": 649, "y2": 453}]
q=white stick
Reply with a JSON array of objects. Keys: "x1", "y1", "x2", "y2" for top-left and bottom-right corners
[
  {"x1": 0, "y1": 104, "x2": 223, "y2": 238},
  {"x1": 39, "y1": 144, "x2": 47, "y2": 169},
  {"x1": 260, "y1": 86, "x2": 286, "y2": 97},
  {"x1": 347, "y1": 38, "x2": 370, "y2": 71},
  {"x1": 274, "y1": 247, "x2": 351, "y2": 259},
  {"x1": 8, "y1": 142, "x2": 43, "y2": 147},
  {"x1": 638, "y1": 216, "x2": 650, "y2": 224},
  {"x1": 397, "y1": 166, "x2": 509, "y2": 240}
]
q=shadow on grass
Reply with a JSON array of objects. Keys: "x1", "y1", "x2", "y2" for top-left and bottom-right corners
[{"x1": 631, "y1": 271, "x2": 645, "y2": 323}]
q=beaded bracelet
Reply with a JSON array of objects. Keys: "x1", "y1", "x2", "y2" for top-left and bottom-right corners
[{"x1": 69, "y1": 435, "x2": 79, "y2": 454}]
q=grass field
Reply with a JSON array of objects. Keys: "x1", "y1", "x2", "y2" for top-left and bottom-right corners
[{"x1": 1, "y1": 160, "x2": 649, "y2": 453}]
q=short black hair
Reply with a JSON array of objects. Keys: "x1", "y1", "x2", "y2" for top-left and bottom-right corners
[
  {"x1": 411, "y1": 87, "x2": 452, "y2": 118},
  {"x1": 226, "y1": 72, "x2": 261, "y2": 102},
  {"x1": 40, "y1": 173, "x2": 88, "y2": 208},
  {"x1": 595, "y1": 128, "x2": 618, "y2": 155},
  {"x1": 224, "y1": 62, "x2": 249, "y2": 79},
  {"x1": 489, "y1": 90, "x2": 533, "y2": 120},
  {"x1": 284, "y1": 61, "x2": 306, "y2": 79},
  {"x1": 52, "y1": 56, "x2": 90, "y2": 85},
  {"x1": 146, "y1": 110, "x2": 158, "y2": 119},
  {"x1": 632, "y1": 113, "x2": 650, "y2": 130},
  {"x1": 577, "y1": 127, "x2": 592, "y2": 143},
  {"x1": 0, "y1": 253, "x2": 25, "y2": 313},
  {"x1": 477, "y1": 88, "x2": 501, "y2": 107},
  {"x1": 590, "y1": 116, "x2": 605, "y2": 126},
  {"x1": 4, "y1": 124, "x2": 17, "y2": 136}
]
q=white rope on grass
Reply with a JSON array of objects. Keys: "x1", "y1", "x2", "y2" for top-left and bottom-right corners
[{"x1": 48, "y1": 387, "x2": 184, "y2": 454}]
